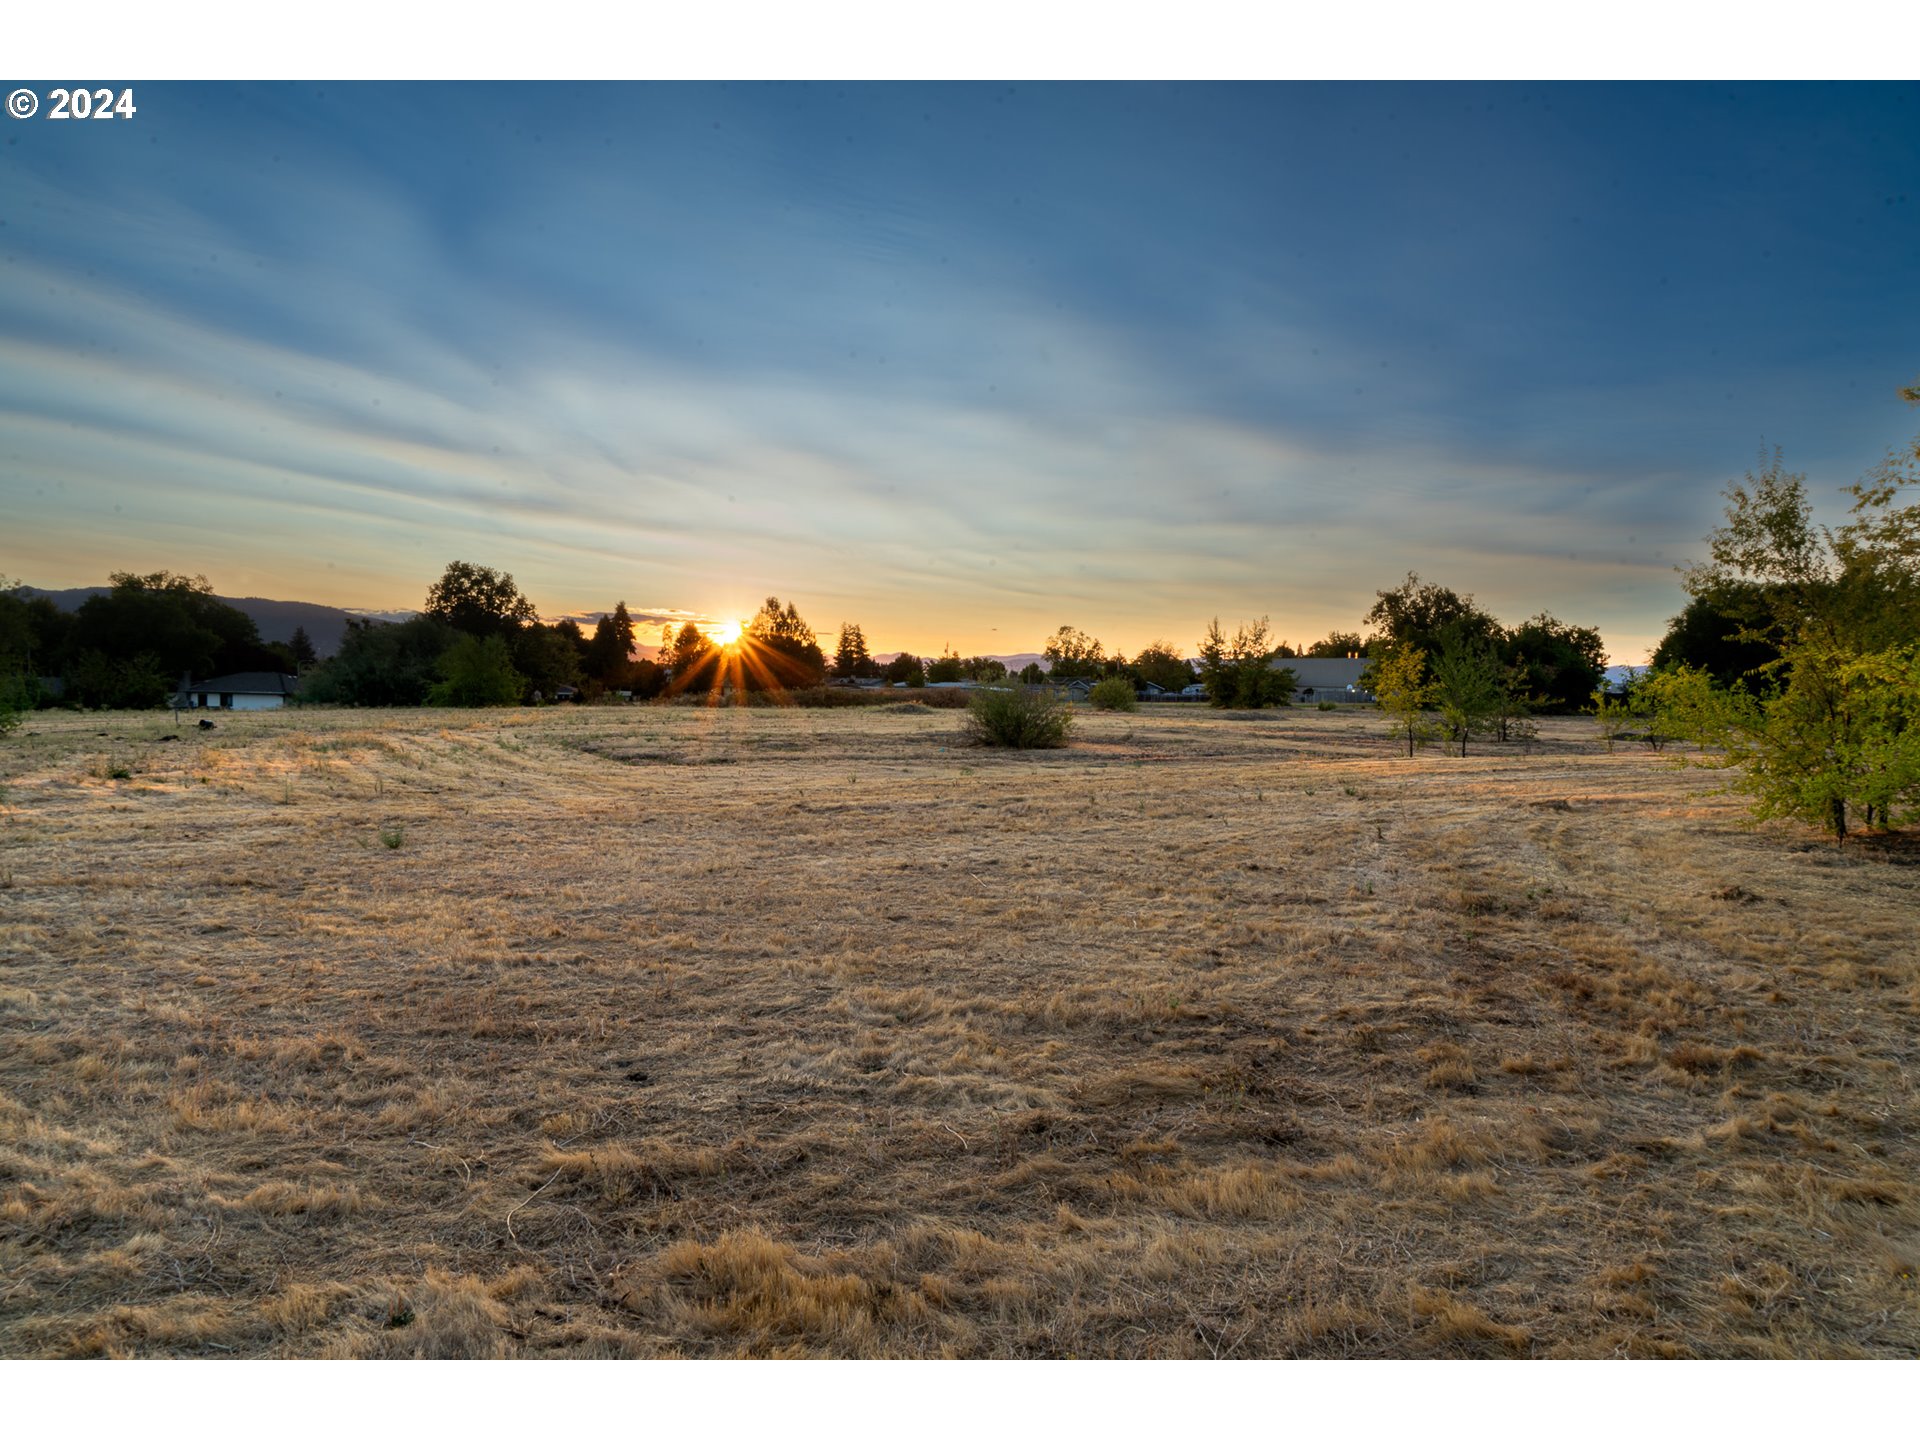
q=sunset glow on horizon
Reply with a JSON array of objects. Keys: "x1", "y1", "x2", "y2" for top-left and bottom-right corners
[{"x1": 4, "y1": 82, "x2": 1917, "y2": 665}]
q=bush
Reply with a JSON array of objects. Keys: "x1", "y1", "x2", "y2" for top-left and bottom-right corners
[
  {"x1": 0, "y1": 671, "x2": 32, "y2": 737},
  {"x1": 1088, "y1": 677, "x2": 1138, "y2": 712},
  {"x1": 962, "y1": 685, "x2": 1074, "y2": 749}
]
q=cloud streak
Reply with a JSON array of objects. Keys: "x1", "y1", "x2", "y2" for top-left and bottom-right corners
[{"x1": 3, "y1": 82, "x2": 1916, "y2": 662}]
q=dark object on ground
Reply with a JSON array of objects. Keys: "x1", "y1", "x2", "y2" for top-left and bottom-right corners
[
  {"x1": 157, "y1": 734, "x2": 180, "y2": 743},
  {"x1": 198, "y1": 718, "x2": 216, "y2": 730}
]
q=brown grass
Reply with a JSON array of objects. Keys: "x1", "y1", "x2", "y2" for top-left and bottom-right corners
[{"x1": 0, "y1": 704, "x2": 1916, "y2": 1357}]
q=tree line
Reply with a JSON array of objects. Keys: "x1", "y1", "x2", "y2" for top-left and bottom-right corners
[
  {"x1": 0, "y1": 572, "x2": 319, "y2": 711},
  {"x1": 0, "y1": 558, "x2": 1610, "y2": 720}
]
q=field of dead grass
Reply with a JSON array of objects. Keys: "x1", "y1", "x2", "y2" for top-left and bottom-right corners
[{"x1": 1, "y1": 702, "x2": 1915, "y2": 1357}]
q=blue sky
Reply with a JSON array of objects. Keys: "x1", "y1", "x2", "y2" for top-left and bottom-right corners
[{"x1": 2, "y1": 81, "x2": 1916, "y2": 659}]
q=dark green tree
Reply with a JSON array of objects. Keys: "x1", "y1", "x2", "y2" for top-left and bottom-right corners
[
  {"x1": 1650, "y1": 589, "x2": 1781, "y2": 692},
  {"x1": 584, "y1": 603, "x2": 639, "y2": 689},
  {"x1": 0, "y1": 583, "x2": 71, "y2": 690},
  {"x1": 1128, "y1": 641, "x2": 1193, "y2": 693},
  {"x1": 1364, "y1": 573, "x2": 1502, "y2": 665},
  {"x1": 422, "y1": 561, "x2": 538, "y2": 640},
  {"x1": 1197, "y1": 617, "x2": 1294, "y2": 708},
  {"x1": 427, "y1": 634, "x2": 525, "y2": 706},
  {"x1": 514, "y1": 624, "x2": 583, "y2": 700},
  {"x1": 288, "y1": 626, "x2": 319, "y2": 672},
  {"x1": 925, "y1": 648, "x2": 965, "y2": 683},
  {"x1": 299, "y1": 617, "x2": 457, "y2": 706},
  {"x1": 1501, "y1": 613, "x2": 1607, "y2": 713},
  {"x1": 742, "y1": 597, "x2": 827, "y2": 690},
  {"x1": 68, "y1": 572, "x2": 275, "y2": 683},
  {"x1": 831, "y1": 623, "x2": 879, "y2": 680},
  {"x1": 1306, "y1": 630, "x2": 1368, "y2": 659},
  {"x1": 884, "y1": 652, "x2": 925, "y2": 685},
  {"x1": 664, "y1": 621, "x2": 720, "y2": 694},
  {"x1": 1042, "y1": 625, "x2": 1106, "y2": 681}
]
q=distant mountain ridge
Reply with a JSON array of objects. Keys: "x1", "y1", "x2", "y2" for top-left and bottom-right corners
[{"x1": 19, "y1": 586, "x2": 415, "y2": 659}]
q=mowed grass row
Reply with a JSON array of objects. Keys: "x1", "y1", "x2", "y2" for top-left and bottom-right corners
[{"x1": 0, "y1": 704, "x2": 1916, "y2": 1357}]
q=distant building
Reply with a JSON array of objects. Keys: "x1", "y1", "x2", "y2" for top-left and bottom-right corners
[
  {"x1": 1273, "y1": 656, "x2": 1374, "y2": 704},
  {"x1": 175, "y1": 672, "x2": 300, "y2": 711}
]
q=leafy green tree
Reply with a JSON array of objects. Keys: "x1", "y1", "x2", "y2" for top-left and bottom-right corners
[
  {"x1": 513, "y1": 623, "x2": 583, "y2": 700},
  {"x1": 1652, "y1": 648, "x2": 1920, "y2": 836},
  {"x1": 0, "y1": 583, "x2": 70, "y2": 690},
  {"x1": 1128, "y1": 640, "x2": 1193, "y2": 693},
  {"x1": 1373, "y1": 645, "x2": 1440, "y2": 757},
  {"x1": 627, "y1": 659, "x2": 667, "y2": 700},
  {"x1": 1651, "y1": 385, "x2": 1920, "y2": 837},
  {"x1": 1307, "y1": 631, "x2": 1368, "y2": 659},
  {"x1": 1089, "y1": 676, "x2": 1138, "y2": 711},
  {"x1": 884, "y1": 652, "x2": 925, "y2": 685},
  {"x1": 67, "y1": 650, "x2": 170, "y2": 710},
  {"x1": 1364, "y1": 573, "x2": 1502, "y2": 664},
  {"x1": 1197, "y1": 617, "x2": 1293, "y2": 708},
  {"x1": 1042, "y1": 625, "x2": 1107, "y2": 681},
  {"x1": 926, "y1": 648, "x2": 965, "y2": 683},
  {"x1": 300, "y1": 617, "x2": 457, "y2": 706},
  {"x1": 69, "y1": 572, "x2": 276, "y2": 682},
  {"x1": 1481, "y1": 659, "x2": 1540, "y2": 745},
  {"x1": 962, "y1": 656, "x2": 1007, "y2": 683},
  {"x1": 427, "y1": 634, "x2": 525, "y2": 707},
  {"x1": 1431, "y1": 634, "x2": 1504, "y2": 756},
  {"x1": 554, "y1": 616, "x2": 590, "y2": 662},
  {"x1": 423, "y1": 561, "x2": 538, "y2": 639},
  {"x1": 1017, "y1": 661, "x2": 1045, "y2": 685},
  {"x1": 1649, "y1": 588, "x2": 1782, "y2": 692},
  {"x1": 1501, "y1": 613, "x2": 1607, "y2": 714}
]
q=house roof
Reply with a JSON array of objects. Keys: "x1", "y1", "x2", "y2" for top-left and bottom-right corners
[
  {"x1": 184, "y1": 672, "x2": 300, "y2": 696},
  {"x1": 1272, "y1": 657, "x2": 1371, "y2": 688}
]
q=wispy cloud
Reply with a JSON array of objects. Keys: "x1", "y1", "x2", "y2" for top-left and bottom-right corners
[{"x1": 4, "y1": 82, "x2": 1916, "y2": 661}]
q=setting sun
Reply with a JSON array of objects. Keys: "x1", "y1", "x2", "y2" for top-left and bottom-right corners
[{"x1": 706, "y1": 618, "x2": 743, "y2": 649}]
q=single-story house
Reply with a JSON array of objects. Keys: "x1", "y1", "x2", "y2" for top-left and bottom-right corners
[
  {"x1": 175, "y1": 672, "x2": 300, "y2": 711},
  {"x1": 1275, "y1": 656, "x2": 1374, "y2": 704}
]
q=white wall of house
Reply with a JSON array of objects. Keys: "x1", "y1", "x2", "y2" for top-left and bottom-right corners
[{"x1": 193, "y1": 692, "x2": 287, "y2": 710}]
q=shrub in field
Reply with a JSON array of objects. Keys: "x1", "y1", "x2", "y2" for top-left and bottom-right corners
[
  {"x1": 962, "y1": 684, "x2": 1073, "y2": 749},
  {"x1": 0, "y1": 671, "x2": 29, "y2": 738},
  {"x1": 1089, "y1": 677, "x2": 1138, "y2": 712}
]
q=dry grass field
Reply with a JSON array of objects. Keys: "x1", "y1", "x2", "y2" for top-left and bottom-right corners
[{"x1": 1, "y1": 702, "x2": 1916, "y2": 1358}]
